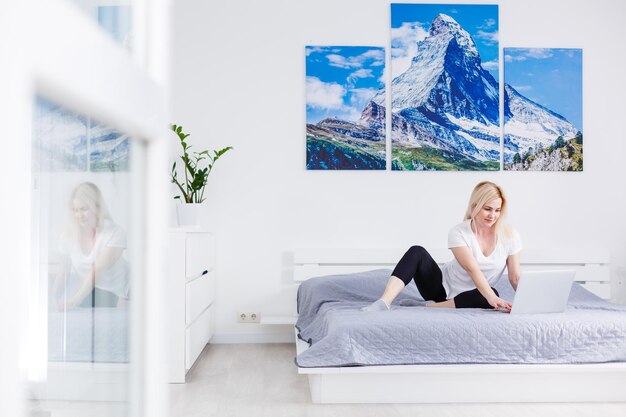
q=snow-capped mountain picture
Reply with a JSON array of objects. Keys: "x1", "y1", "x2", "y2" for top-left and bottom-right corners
[
  {"x1": 503, "y1": 48, "x2": 583, "y2": 171},
  {"x1": 306, "y1": 46, "x2": 386, "y2": 170},
  {"x1": 381, "y1": 4, "x2": 500, "y2": 171}
]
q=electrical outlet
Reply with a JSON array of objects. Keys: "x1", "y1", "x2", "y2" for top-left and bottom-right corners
[{"x1": 237, "y1": 311, "x2": 261, "y2": 323}]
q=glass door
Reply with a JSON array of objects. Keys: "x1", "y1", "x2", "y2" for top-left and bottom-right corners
[{"x1": 30, "y1": 97, "x2": 143, "y2": 416}]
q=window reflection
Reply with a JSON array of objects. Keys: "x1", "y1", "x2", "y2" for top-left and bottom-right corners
[
  {"x1": 90, "y1": 123, "x2": 130, "y2": 172},
  {"x1": 30, "y1": 96, "x2": 136, "y2": 415},
  {"x1": 49, "y1": 182, "x2": 129, "y2": 362}
]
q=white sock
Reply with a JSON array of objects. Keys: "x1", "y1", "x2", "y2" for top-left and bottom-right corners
[{"x1": 360, "y1": 299, "x2": 390, "y2": 312}]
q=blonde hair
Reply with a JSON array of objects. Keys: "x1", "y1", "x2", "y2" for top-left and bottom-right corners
[
  {"x1": 464, "y1": 181, "x2": 509, "y2": 236},
  {"x1": 59, "y1": 182, "x2": 113, "y2": 254},
  {"x1": 69, "y1": 182, "x2": 111, "y2": 229}
]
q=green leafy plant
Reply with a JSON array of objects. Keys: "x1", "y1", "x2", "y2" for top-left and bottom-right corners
[{"x1": 170, "y1": 124, "x2": 233, "y2": 203}]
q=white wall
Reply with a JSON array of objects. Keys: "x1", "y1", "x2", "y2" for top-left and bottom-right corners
[{"x1": 171, "y1": 0, "x2": 626, "y2": 342}]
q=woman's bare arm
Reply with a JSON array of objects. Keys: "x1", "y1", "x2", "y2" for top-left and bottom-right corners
[{"x1": 506, "y1": 252, "x2": 522, "y2": 290}]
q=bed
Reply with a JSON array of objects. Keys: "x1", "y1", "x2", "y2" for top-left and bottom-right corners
[
  {"x1": 293, "y1": 247, "x2": 626, "y2": 404},
  {"x1": 48, "y1": 307, "x2": 128, "y2": 363}
]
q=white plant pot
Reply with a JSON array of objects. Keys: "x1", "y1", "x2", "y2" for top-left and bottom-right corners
[{"x1": 176, "y1": 203, "x2": 202, "y2": 227}]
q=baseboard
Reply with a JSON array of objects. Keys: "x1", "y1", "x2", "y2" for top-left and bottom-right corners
[{"x1": 211, "y1": 331, "x2": 294, "y2": 344}]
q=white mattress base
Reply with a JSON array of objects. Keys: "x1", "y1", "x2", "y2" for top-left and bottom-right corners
[{"x1": 296, "y1": 328, "x2": 626, "y2": 404}]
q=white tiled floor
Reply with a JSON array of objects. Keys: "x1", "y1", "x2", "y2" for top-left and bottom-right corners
[{"x1": 169, "y1": 343, "x2": 626, "y2": 417}]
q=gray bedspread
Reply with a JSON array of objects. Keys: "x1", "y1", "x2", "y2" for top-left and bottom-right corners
[{"x1": 295, "y1": 269, "x2": 626, "y2": 368}]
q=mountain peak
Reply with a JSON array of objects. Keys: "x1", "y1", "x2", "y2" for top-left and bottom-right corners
[
  {"x1": 429, "y1": 14, "x2": 478, "y2": 58},
  {"x1": 368, "y1": 12, "x2": 502, "y2": 166},
  {"x1": 372, "y1": 13, "x2": 485, "y2": 112},
  {"x1": 376, "y1": 12, "x2": 494, "y2": 122},
  {"x1": 430, "y1": 13, "x2": 462, "y2": 36}
]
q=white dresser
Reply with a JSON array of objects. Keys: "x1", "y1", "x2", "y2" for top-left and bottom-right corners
[{"x1": 167, "y1": 228, "x2": 216, "y2": 383}]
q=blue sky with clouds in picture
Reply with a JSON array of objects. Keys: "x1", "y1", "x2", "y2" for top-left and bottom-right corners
[
  {"x1": 391, "y1": 3, "x2": 499, "y2": 81},
  {"x1": 505, "y1": 48, "x2": 583, "y2": 131},
  {"x1": 306, "y1": 6, "x2": 581, "y2": 132},
  {"x1": 306, "y1": 46, "x2": 385, "y2": 124}
]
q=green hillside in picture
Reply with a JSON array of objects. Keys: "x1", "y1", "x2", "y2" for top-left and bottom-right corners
[
  {"x1": 505, "y1": 133, "x2": 583, "y2": 171},
  {"x1": 306, "y1": 136, "x2": 385, "y2": 170},
  {"x1": 392, "y1": 146, "x2": 500, "y2": 171}
]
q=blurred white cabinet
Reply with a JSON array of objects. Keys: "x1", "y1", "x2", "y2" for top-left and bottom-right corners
[{"x1": 167, "y1": 228, "x2": 216, "y2": 383}]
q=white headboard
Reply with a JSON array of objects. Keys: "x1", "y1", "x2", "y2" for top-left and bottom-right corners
[{"x1": 293, "y1": 247, "x2": 611, "y2": 299}]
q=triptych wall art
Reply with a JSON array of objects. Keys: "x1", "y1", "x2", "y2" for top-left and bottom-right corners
[{"x1": 305, "y1": 4, "x2": 583, "y2": 172}]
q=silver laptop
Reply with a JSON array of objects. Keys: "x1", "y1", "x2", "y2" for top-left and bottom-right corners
[{"x1": 509, "y1": 270, "x2": 576, "y2": 314}]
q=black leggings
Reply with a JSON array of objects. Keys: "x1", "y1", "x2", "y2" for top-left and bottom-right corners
[
  {"x1": 391, "y1": 245, "x2": 498, "y2": 309},
  {"x1": 79, "y1": 288, "x2": 119, "y2": 308}
]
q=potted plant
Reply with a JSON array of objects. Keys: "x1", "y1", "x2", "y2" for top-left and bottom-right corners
[{"x1": 170, "y1": 124, "x2": 233, "y2": 225}]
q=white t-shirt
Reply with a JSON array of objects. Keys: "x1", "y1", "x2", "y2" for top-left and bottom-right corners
[
  {"x1": 442, "y1": 219, "x2": 522, "y2": 299},
  {"x1": 60, "y1": 220, "x2": 130, "y2": 299}
]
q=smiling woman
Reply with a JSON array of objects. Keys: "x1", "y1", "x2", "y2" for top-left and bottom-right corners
[{"x1": 362, "y1": 181, "x2": 522, "y2": 312}]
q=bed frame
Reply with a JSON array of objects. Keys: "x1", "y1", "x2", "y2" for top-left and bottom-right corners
[{"x1": 294, "y1": 247, "x2": 626, "y2": 404}]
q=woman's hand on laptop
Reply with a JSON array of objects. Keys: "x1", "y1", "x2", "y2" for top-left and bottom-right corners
[{"x1": 488, "y1": 295, "x2": 512, "y2": 312}]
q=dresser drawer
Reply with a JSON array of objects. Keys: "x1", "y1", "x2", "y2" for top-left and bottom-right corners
[
  {"x1": 185, "y1": 304, "x2": 214, "y2": 370},
  {"x1": 185, "y1": 270, "x2": 215, "y2": 324},
  {"x1": 185, "y1": 233, "x2": 215, "y2": 279}
]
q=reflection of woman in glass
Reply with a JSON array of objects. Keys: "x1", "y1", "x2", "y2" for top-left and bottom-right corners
[{"x1": 52, "y1": 182, "x2": 129, "y2": 308}]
